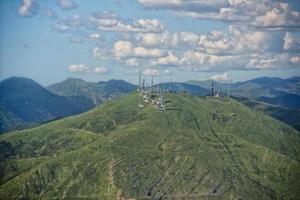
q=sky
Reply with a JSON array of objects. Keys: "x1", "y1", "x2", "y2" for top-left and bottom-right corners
[{"x1": 0, "y1": 0, "x2": 300, "y2": 86}]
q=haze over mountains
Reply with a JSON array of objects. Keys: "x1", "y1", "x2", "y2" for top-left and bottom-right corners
[
  {"x1": 0, "y1": 76, "x2": 299, "y2": 133},
  {"x1": 0, "y1": 92, "x2": 299, "y2": 199}
]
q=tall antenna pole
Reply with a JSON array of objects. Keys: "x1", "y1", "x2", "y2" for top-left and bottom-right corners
[
  {"x1": 211, "y1": 81, "x2": 214, "y2": 96},
  {"x1": 227, "y1": 81, "x2": 231, "y2": 98},
  {"x1": 151, "y1": 75, "x2": 153, "y2": 94},
  {"x1": 138, "y1": 69, "x2": 142, "y2": 91}
]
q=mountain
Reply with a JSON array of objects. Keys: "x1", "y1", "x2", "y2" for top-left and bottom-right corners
[
  {"x1": 0, "y1": 77, "x2": 94, "y2": 132},
  {"x1": 258, "y1": 93, "x2": 300, "y2": 109},
  {"x1": 187, "y1": 77, "x2": 300, "y2": 109},
  {"x1": 235, "y1": 97, "x2": 300, "y2": 131},
  {"x1": 1, "y1": 92, "x2": 299, "y2": 199},
  {"x1": 188, "y1": 79, "x2": 287, "y2": 99},
  {"x1": 155, "y1": 82, "x2": 209, "y2": 96},
  {"x1": 243, "y1": 76, "x2": 300, "y2": 95},
  {"x1": 47, "y1": 78, "x2": 137, "y2": 105}
]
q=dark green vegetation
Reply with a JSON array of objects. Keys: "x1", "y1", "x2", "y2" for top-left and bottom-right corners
[
  {"x1": 1, "y1": 92, "x2": 299, "y2": 199},
  {"x1": 47, "y1": 78, "x2": 137, "y2": 105},
  {"x1": 0, "y1": 77, "x2": 94, "y2": 133}
]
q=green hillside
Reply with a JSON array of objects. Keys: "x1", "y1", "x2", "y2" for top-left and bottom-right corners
[{"x1": 1, "y1": 93, "x2": 299, "y2": 199}]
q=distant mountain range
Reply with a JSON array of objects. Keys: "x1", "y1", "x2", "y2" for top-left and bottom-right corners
[
  {"x1": 1, "y1": 76, "x2": 299, "y2": 132},
  {"x1": 47, "y1": 78, "x2": 137, "y2": 105},
  {"x1": 187, "y1": 76, "x2": 300, "y2": 109}
]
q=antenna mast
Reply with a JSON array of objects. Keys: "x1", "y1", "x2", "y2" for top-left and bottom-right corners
[
  {"x1": 211, "y1": 81, "x2": 215, "y2": 96},
  {"x1": 138, "y1": 69, "x2": 142, "y2": 91}
]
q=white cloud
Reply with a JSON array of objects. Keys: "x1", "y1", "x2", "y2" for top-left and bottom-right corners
[
  {"x1": 113, "y1": 40, "x2": 133, "y2": 58},
  {"x1": 91, "y1": 47, "x2": 104, "y2": 59},
  {"x1": 68, "y1": 64, "x2": 90, "y2": 73},
  {"x1": 134, "y1": 47, "x2": 164, "y2": 58},
  {"x1": 113, "y1": 40, "x2": 165, "y2": 58},
  {"x1": 89, "y1": 12, "x2": 164, "y2": 33},
  {"x1": 246, "y1": 53, "x2": 298, "y2": 70},
  {"x1": 138, "y1": 0, "x2": 300, "y2": 30},
  {"x1": 87, "y1": 33, "x2": 101, "y2": 40},
  {"x1": 143, "y1": 68, "x2": 171, "y2": 76},
  {"x1": 57, "y1": 0, "x2": 77, "y2": 11},
  {"x1": 152, "y1": 51, "x2": 179, "y2": 66},
  {"x1": 53, "y1": 23, "x2": 70, "y2": 32},
  {"x1": 18, "y1": 0, "x2": 35, "y2": 17},
  {"x1": 124, "y1": 58, "x2": 140, "y2": 66},
  {"x1": 254, "y1": 3, "x2": 300, "y2": 28},
  {"x1": 143, "y1": 68, "x2": 160, "y2": 76},
  {"x1": 209, "y1": 72, "x2": 229, "y2": 81},
  {"x1": 283, "y1": 32, "x2": 300, "y2": 51},
  {"x1": 94, "y1": 67, "x2": 108, "y2": 74},
  {"x1": 291, "y1": 56, "x2": 300, "y2": 64}
]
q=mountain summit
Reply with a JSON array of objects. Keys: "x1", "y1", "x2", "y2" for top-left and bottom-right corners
[{"x1": 0, "y1": 92, "x2": 299, "y2": 199}]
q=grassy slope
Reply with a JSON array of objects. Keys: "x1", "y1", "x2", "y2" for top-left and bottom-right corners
[
  {"x1": 0, "y1": 93, "x2": 299, "y2": 200},
  {"x1": 235, "y1": 97, "x2": 300, "y2": 131}
]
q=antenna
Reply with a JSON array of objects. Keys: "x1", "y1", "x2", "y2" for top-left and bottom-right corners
[
  {"x1": 227, "y1": 82, "x2": 230, "y2": 98},
  {"x1": 138, "y1": 69, "x2": 142, "y2": 91},
  {"x1": 211, "y1": 81, "x2": 214, "y2": 96},
  {"x1": 142, "y1": 78, "x2": 145, "y2": 91},
  {"x1": 151, "y1": 75, "x2": 154, "y2": 94}
]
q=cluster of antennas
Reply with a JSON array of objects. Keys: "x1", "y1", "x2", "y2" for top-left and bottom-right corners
[
  {"x1": 211, "y1": 80, "x2": 230, "y2": 98},
  {"x1": 137, "y1": 71, "x2": 168, "y2": 111}
]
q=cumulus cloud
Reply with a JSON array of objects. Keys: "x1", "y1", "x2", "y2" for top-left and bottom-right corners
[
  {"x1": 88, "y1": 11, "x2": 164, "y2": 33},
  {"x1": 291, "y1": 56, "x2": 300, "y2": 64},
  {"x1": 134, "y1": 47, "x2": 164, "y2": 57},
  {"x1": 138, "y1": 0, "x2": 300, "y2": 30},
  {"x1": 113, "y1": 40, "x2": 165, "y2": 58},
  {"x1": 18, "y1": 0, "x2": 36, "y2": 17},
  {"x1": 246, "y1": 53, "x2": 299, "y2": 70},
  {"x1": 152, "y1": 51, "x2": 179, "y2": 66},
  {"x1": 143, "y1": 68, "x2": 160, "y2": 76},
  {"x1": 113, "y1": 40, "x2": 133, "y2": 57},
  {"x1": 94, "y1": 67, "x2": 108, "y2": 74},
  {"x1": 53, "y1": 14, "x2": 83, "y2": 32},
  {"x1": 53, "y1": 23, "x2": 70, "y2": 32},
  {"x1": 57, "y1": 0, "x2": 77, "y2": 11},
  {"x1": 135, "y1": 32, "x2": 178, "y2": 47},
  {"x1": 209, "y1": 72, "x2": 229, "y2": 81},
  {"x1": 124, "y1": 58, "x2": 140, "y2": 66},
  {"x1": 70, "y1": 33, "x2": 103, "y2": 44},
  {"x1": 68, "y1": 64, "x2": 90, "y2": 73},
  {"x1": 254, "y1": 3, "x2": 300, "y2": 29},
  {"x1": 143, "y1": 68, "x2": 172, "y2": 76},
  {"x1": 283, "y1": 32, "x2": 300, "y2": 51}
]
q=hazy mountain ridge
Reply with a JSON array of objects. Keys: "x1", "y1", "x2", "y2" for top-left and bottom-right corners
[
  {"x1": 187, "y1": 76, "x2": 300, "y2": 109},
  {"x1": 0, "y1": 92, "x2": 299, "y2": 199},
  {"x1": 0, "y1": 77, "x2": 95, "y2": 133},
  {"x1": 47, "y1": 78, "x2": 137, "y2": 105}
]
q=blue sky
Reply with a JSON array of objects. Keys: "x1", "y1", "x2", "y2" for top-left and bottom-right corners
[{"x1": 0, "y1": 0, "x2": 300, "y2": 86}]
